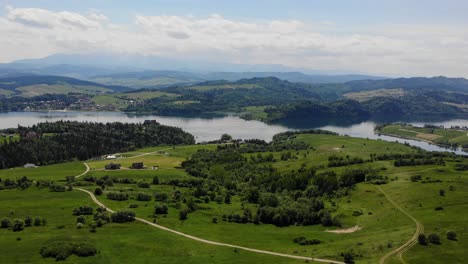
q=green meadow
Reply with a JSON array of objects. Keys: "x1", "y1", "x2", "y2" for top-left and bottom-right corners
[{"x1": 0, "y1": 133, "x2": 467, "y2": 263}]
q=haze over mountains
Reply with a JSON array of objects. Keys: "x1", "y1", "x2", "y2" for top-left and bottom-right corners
[{"x1": 0, "y1": 53, "x2": 386, "y2": 88}]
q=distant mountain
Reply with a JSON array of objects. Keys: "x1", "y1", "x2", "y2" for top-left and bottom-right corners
[
  {"x1": 205, "y1": 72, "x2": 386, "y2": 83},
  {"x1": 0, "y1": 75, "x2": 128, "y2": 97}
]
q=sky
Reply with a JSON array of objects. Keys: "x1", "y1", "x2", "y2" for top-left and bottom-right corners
[{"x1": 0, "y1": 0, "x2": 467, "y2": 77}]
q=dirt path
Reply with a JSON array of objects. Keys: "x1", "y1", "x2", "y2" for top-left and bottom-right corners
[
  {"x1": 75, "y1": 187, "x2": 344, "y2": 264},
  {"x1": 75, "y1": 163, "x2": 90, "y2": 179},
  {"x1": 376, "y1": 185, "x2": 424, "y2": 264}
]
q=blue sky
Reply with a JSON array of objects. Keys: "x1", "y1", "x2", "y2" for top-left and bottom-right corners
[
  {"x1": 0, "y1": 1, "x2": 467, "y2": 76},
  {"x1": 2, "y1": 0, "x2": 467, "y2": 25}
]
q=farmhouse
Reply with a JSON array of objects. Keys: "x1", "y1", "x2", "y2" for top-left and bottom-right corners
[
  {"x1": 23, "y1": 163, "x2": 37, "y2": 168},
  {"x1": 131, "y1": 162, "x2": 144, "y2": 169},
  {"x1": 105, "y1": 163, "x2": 121, "y2": 170}
]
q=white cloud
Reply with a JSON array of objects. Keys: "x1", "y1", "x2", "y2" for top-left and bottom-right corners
[{"x1": 1, "y1": 6, "x2": 468, "y2": 77}]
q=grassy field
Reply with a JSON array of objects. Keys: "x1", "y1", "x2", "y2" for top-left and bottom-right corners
[
  {"x1": 16, "y1": 84, "x2": 112, "y2": 97},
  {"x1": 378, "y1": 124, "x2": 468, "y2": 147},
  {"x1": 1, "y1": 133, "x2": 467, "y2": 263},
  {"x1": 92, "y1": 91, "x2": 180, "y2": 110},
  {"x1": 242, "y1": 106, "x2": 270, "y2": 120},
  {"x1": 343, "y1": 89, "x2": 405, "y2": 102}
]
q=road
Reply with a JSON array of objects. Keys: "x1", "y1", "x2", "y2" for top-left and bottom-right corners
[
  {"x1": 376, "y1": 185, "x2": 424, "y2": 264},
  {"x1": 76, "y1": 188, "x2": 344, "y2": 264}
]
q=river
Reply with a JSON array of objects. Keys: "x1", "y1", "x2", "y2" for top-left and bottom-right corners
[{"x1": 0, "y1": 111, "x2": 466, "y2": 154}]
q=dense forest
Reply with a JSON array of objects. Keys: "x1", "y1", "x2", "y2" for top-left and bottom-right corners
[{"x1": 0, "y1": 121, "x2": 194, "y2": 169}]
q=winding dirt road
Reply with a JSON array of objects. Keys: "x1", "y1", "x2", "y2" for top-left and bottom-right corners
[
  {"x1": 376, "y1": 185, "x2": 424, "y2": 264},
  {"x1": 76, "y1": 188, "x2": 344, "y2": 264}
]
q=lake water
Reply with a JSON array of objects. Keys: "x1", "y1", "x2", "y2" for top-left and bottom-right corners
[{"x1": 0, "y1": 111, "x2": 467, "y2": 154}]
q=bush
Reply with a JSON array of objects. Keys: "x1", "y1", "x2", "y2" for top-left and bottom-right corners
[
  {"x1": 428, "y1": 233, "x2": 441, "y2": 245},
  {"x1": 136, "y1": 193, "x2": 152, "y2": 201},
  {"x1": 179, "y1": 209, "x2": 189, "y2": 221},
  {"x1": 293, "y1": 236, "x2": 321, "y2": 245},
  {"x1": 76, "y1": 215, "x2": 86, "y2": 224},
  {"x1": 418, "y1": 234, "x2": 428, "y2": 245},
  {"x1": 212, "y1": 216, "x2": 218, "y2": 223},
  {"x1": 152, "y1": 176, "x2": 160, "y2": 185},
  {"x1": 33, "y1": 217, "x2": 42, "y2": 226},
  {"x1": 24, "y1": 216, "x2": 32, "y2": 227},
  {"x1": 40, "y1": 241, "x2": 97, "y2": 261},
  {"x1": 1, "y1": 217, "x2": 11, "y2": 228},
  {"x1": 111, "y1": 211, "x2": 136, "y2": 223},
  {"x1": 154, "y1": 192, "x2": 168, "y2": 201},
  {"x1": 49, "y1": 184, "x2": 67, "y2": 192},
  {"x1": 73, "y1": 206, "x2": 94, "y2": 216},
  {"x1": 137, "y1": 181, "x2": 151, "y2": 188},
  {"x1": 107, "y1": 192, "x2": 128, "y2": 201},
  {"x1": 12, "y1": 219, "x2": 24, "y2": 232},
  {"x1": 155, "y1": 204, "x2": 169, "y2": 215},
  {"x1": 94, "y1": 187, "x2": 103, "y2": 195},
  {"x1": 73, "y1": 243, "x2": 97, "y2": 257},
  {"x1": 447, "y1": 231, "x2": 457, "y2": 241},
  {"x1": 342, "y1": 251, "x2": 355, "y2": 264}
]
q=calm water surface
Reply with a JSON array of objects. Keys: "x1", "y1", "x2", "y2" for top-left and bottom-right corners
[{"x1": 0, "y1": 112, "x2": 467, "y2": 154}]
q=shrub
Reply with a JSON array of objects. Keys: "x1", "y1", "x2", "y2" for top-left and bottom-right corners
[
  {"x1": 1, "y1": 217, "x2": 11, "y2": 228},
  {"x1": 137, "y1": 181, "x2": 151, "y2": 188},
  {"x1": 94, "y1": 187, "x2": 103, "y2": 195},
  {"x1": 152, "y1": 176, "x2": 160, "y2": 185},
  {"x1": 73, "y1": 243, "x2": 97, "y2": 257},
  {"x1": 73, "y1": 206, "x2": 94, "y2": 216},
  {"x1": 111, "y1": 211, "x2": 135, "y2": 223},
  {"x1": 418, "y1": 234, "x2": 428, "y2": 245},
  {"x1": 428, "y1": 233, "x2": 441, "y2": 245},
  {"x1": 40, "y1": 241, "x2": 97, "y2": 261},
  {"x1": 76, "y1": 215, "x2": 86, "y2": 224},
  {"x1": 155, "y1": 204, "x2": 169, "y2": 215},
  {"x1": 179, "y1": 209, "x2": 189, "y2": 221},
  {"x1": 212, "y1": 216, "x2": 218, "y2": 223},
  {"x1": 154, "y1": 192, "x2": 168, "y2": 201},
  {"x1": 342, "y1": 251, "x2": 355, "y2": 264},
  {"x1": 107, "y1": 192, "x2": 128, "y2": 201},
  {"x1": 12, "y1": 219, "x2": 24, "y2": 232},
  {"x1": 136, "y1": 193, "x2": 152, "y2": 201},
  {"x1": 410, "y1": 175, "x2": 422, "y2": 182},
  {"x1": 24, "y1": 216, "x2": 32, "y2": 227},
  {"x1": 33, "y1": 217, "x2": 42, "y2": 226},
  {"x1": 49, "y1": 184, "x2": 66, "y2": 192},
  {"x1": 447, "y1": 231, "x2": 457, "y2": 241}
]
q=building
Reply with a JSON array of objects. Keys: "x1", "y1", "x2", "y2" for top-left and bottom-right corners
[
  {"x1": 23, "y1": 163, "x2": 37, "y2": 168},
  {"x1": 131, "y1": 162, "x2": 144, "y2": 169},
  {"x1": 106, "y1": 155, "x2": 117, "y2": 159},
  {"x1": 105, "y1": 163, "x2": 121, "y2": 170}
]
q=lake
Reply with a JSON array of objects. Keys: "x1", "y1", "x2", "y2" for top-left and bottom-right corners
[{"x1": 0, "y1": 111, "x2": 467, "y2": 154}]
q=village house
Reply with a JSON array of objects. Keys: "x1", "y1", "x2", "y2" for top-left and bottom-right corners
[
  {"x1": 105, "y1": 163, "x2": 121, "y2": 170},
  {"x1": 131, "y1": 162, "x2": 144, "y2": 169}
]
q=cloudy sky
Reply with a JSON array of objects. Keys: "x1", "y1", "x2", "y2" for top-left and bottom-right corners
[{"x1": 0, "y1": 0, "x2": 467, "y2": 77}]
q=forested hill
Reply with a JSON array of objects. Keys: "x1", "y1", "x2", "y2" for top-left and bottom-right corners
[
  {"x1": 345, "y1": 76, "x2": 468, "y2": 93},
  {"x1": 127, "y1": 77, "x2": 321, "y2": 115},
  {"x1": 0, "y1": 121, "x2": 195, "y2": 169}
]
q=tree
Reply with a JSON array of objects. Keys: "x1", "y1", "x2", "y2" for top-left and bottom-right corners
[
  {"x1": 220, "y1": 134, "x2": 232, "y2": 141},
  {"x1": 152, "y1": 176, "x2": 160, "y2": 185},
  {"x1": 154, "y1": 204, "x2": 168, "y2": 215},
  {"x1": 137, "y1": 181, "x2": 151, "y2": 188},
  {"x1": 94, "y1": 187, "x2": 103, "y2": 195},
  {"x1": 34, "y1": 217, "x2": 42, "y2": 226},
  {"x1": 418, "y1": 234, "x2": 428, "y2": 245},
  {"x1": 12, "y1": 219, "x2": 25, "y2": 232},
  {"x1": 179, "y1": 209, "x2": 188, "y2": 221},
  {"x1": 428, "y1": 233, "x2": 441, "y2": 244},
  {"x1": 224, "y1": 193, "x2": 231, "y2": 204},
  {"x1": 76, "y1": 215, "x2": 86, "y2": 224},
  {"x1": 212, "y1": 216, "x2": 218, "y2": 223},
  {"x1": 343, "y1": 251, "x2": 355, "y2": 264},
  {"x1": 111, "y1": 211, "x2": 135, "y2": 223},
  {"x1": 439, "y1": 189, "x2": 445, "y2": 196},
  {"x1": 1, "y1": 217, "x2": 11, "y2": 228},
  {"x1": 89, "y1": 222, "x2": 97, "y2": 233},
  {"x1": 447, "y1": 231, "x2": 457, "y2": 241},
  {"x1": 24, "y1": 216, "x2": 32, "y2": 227}
]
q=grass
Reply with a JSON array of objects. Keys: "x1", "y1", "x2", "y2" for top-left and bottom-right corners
[
  {"x1": 92, "y1": 91, "x2": 180, "y2": 110},
  {"x1": 0, "y1": 188, "x2": 299, "y2": 264},
  {"x1": 0, "y1": 88, "x2": 14, "y2": 96},
  {"x1": 242, "y1": 106, "x2": 270, "y2": 120},
  {"x1": 0, "y1": 134, "x2": 19, "y2": 144},
  {"x1": 16, "y1": 84, "x2": 112, "y2": 97},
  {"x1": 343, "y1": 89, "x2": 405, "y2": 102},
  {"x1": 378, "y1": 124, "x2": 468, "y2": 147},
  {"x1": 1, "y1": 133, "x2": 467, "y2": 263}
]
